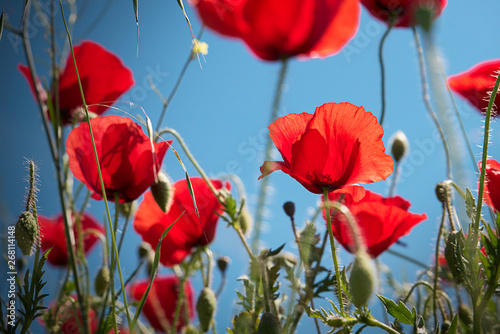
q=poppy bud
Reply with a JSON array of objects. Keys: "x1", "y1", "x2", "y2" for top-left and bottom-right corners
[
  {"x1": 238, "y1": 208, "x2": 253, "y2": 236},
  {"x1": 119, "y1": 201, "x2": 136, "y2": 218},
  {"x1": 184, "y1": 325, "x2": 199, "y2": 334},
  {"x1": 16, "y1": 211, "x2": 39, "y2": 256},
  {"x1": 390, "y1": 131, "x2": 409, "y2": 163},
  {"x1": 150, "y1": 171, "x2": 173, "y2": 213},
  {"x1": 95, "y1": 266, "x2": 110, "y2": 297},
  {"x1": 197, "y1": 287, "x2": 217, "y2": 332},
  {"x1": 349, "y1": 251, "x2": 375, "y2": 308},
  {"x1": 283, "y1": 201, "x2": 295, "y2": 218},
  {"x1": 435, "y1": 181, "x2": 449, "y2": 204},
  {"x1": 415, "y1": 4, "x2": 434, "y2": 31},
  {"x1": 138, "y1": 242, "x2": 153, "y2": 260},
  {"x1": 217, "y1": 256, "x2": 231, "y2": 274},
  {"x1": 257, "y1": 312, "x2": 282, "y2": 334}
]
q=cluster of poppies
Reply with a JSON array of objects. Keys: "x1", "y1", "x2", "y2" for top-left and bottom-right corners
[{"x1": 18, "y1": 0, "x2": 500, "y2": 332}]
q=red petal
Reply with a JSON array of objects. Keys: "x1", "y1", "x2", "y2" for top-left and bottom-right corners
[
  {"x1": 192, "y1": 0, "x2": 245, "y2": 38},
  {"x1": 480, "y1": 159, "x2": 500, "y2": 212}
]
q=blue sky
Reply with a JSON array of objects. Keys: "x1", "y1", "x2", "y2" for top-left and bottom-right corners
[{"x1": 1, "y1": 0, "x2": 500, "y2": 332}]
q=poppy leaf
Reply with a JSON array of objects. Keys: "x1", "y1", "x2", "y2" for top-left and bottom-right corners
[
  {"x1": 465, "y1": 187, "x2": 476, "y2": 220},
  {"x1": 377, "y1": 295, "x2": 415, "y2": 325}
]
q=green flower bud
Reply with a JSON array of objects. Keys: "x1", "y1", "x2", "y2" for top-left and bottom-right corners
[
  {"x1": 349, "y1": 251, "x2": 375, "y2": 308},
  {"x1": 435, "y1": 181, "x2": 450, "y2": 204},
  {"x1": 217, "y1": 256, "x2": 231, "y2": 274},
  {"x1": 389, "y1": 131, "x2": 409, "y2": 163},
  {"x1": 184, "y1": 324, "x2": 199, "y2": 334},
  {"x1": 283, "y1": 201, "x2": 295, "y2": 218},
  {"x1": 150, "y1": 171, "x2": 173, "y2": 213},
  {"x1": 138, "y1": 242, "x2": 152, "y2": 260},
  {"x1": 16, "y1": 211, "x2": 39, "y2": 256},
  {"x1": 257, "y1": 312, "x2": 282, "y2": 334},
  {"x1": 238, "y1": 208, "x2": 253, "y2": 236},
  {"x1": 95, "y1": 266, "x2": 110, "y2": 297},
  {"x1": 197, "y1": 287, "x2": 217, "y2": 332}
]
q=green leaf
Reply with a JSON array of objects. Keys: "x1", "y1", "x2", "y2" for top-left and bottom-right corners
[
  {"x1": 447, "y1": 315, "x2": 458, "y2": 334},
  {"x1": 465, "y1": 188, "x2": 476, "y2": 220},
  {"x1": 267, "y1": 243, "x2": 286, "y2": 257},
  {"x1": 377, "y1": 295, "x2": 415, "y2": 325}
]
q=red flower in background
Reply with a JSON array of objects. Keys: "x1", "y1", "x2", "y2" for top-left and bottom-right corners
[
  {"x1": 134, "y1": 177, "x2": 229, "y2": 266},
  {"x1": 323, "y1": 190, "x2": 427, "y2": 258},
  {"x1": 479, "y1": 159, "x2": 500, "y2": 212},
  {"x1": 19, "y1": 41, "x2": 134, "y2": 124},
  {"x1": 66, "y1": 115, "x2": 171, "y2": 203},
  {"x1": 192, "y1": 0, "x2": 360, "y2": 61},
  {"x1": 360, "y1": 0, "x2": 447, "y2": 27},
  {"x1": 259, "y1": 102, "x2": 393, "y2": 200},
  {"x1": 129, "y1": 275, "x2": 195, "y2": 332},
  {"x1": 449, "y1": 59, "x2": 500, "y2": 115},
  {"x1": 39, "y1": 213, "x2": 104, "y2": 266}
]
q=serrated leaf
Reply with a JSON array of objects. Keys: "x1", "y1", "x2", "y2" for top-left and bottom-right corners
[{"x1": 377, "y1": 295, "x2": 415, "y2": 325}]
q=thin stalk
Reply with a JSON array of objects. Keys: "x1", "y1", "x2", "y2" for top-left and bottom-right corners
[
  {"x1": 57, "y1": 1, "x2": 133, "y2": 329},
  {"x1": 155, "y1": 27, "x2": 205, "y2": 133},
  {"x1": 172, "y1": 256, "x2": 196, "y2": 334},
  {"x1": 378, "y1": 15, "x2": 396, "y2": 126},
  {"x1": 323, "y1": 187, "x2": 345, "y2": 316},
  {"x1": 252, "y1": 59, "x2": 289, "y2": 253},
  {"x1": 362, "y1": 315, "x2": 401, "y2": 334},
  {"x1": 433, "y1": 203, "x2": 446, "y2": 329},
  {"x1": 412, "y1": 26, "x2": 451, "y2": 180},
  {"x1": 388, "y1": 161, "x2": 400, "y2": 197}
]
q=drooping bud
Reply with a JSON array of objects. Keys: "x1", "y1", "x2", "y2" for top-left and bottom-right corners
[
  {"x1": 256, "y1": 312, "x2": 282, "y2": 334},
  {"x1": 389, "y1": 131, "x2": 409, "y2": 163},
  {"x1": 238, "y1": 208, "x2": 253, "y2": 236},
  {"x1": 150, "y1": 171, "x2": 173, "y2": 213},
  {"x1": 95, "y1": 266, "x2": 110, "y2": 297},
  {"x1": 217, "y1": 256, "x2": 231, "y2": 274},
  {"x1": 16, "y1": 211, "x2": 39, "y2": 256},
  {"x1": 138, "y1": 242, "x2": 153, "y2": 260},
  {"x1": 197, "y1": 287, "x2": 217, "y2": 332},
  {"x1": 349, "y1": 251, "x2": 375, "y2": 308},
  {"x1": 283, "y1": 201, "x2": 295, "y2": 218},
  {"x1": 415, "y1": 4, "x2": 434, "y2": 31},
  {"x1": 435, "y1": 181, "x2": 449, "y2": 204},
  {"x1": 119, "y1": 201, "x2": 136, "y2": 218}
]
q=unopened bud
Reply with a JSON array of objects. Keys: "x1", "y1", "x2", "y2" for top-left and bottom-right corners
[
  {"x1": 415, "y1": 5, "x2": 434, "y2": 31},
  {"x1": 435, "y1": 181, "x2": 449, "y2": 204},
  {"x1": 119, "y1": 201, "x2": 136, "y2": 218},
  {"x1": 257, "y1": 312, "x2": 282, "y2": 334},
  {"x1": 197, "y1": 288, "x2": 217, "y2": 332},
  {"x1": 217, "y1": 256, "x2": 231, "y2": 274},
  {"x1": 95, "y1": 266, "x2": 110, "y2": 297},
  {"x1": 150, "y1": 172, "x2": 173, "y2": 213},
  {"x1": 390, "y1": 131, "x2": 409, "y2": 162},
  {"x1": 238, "y1": 208, "x2": 253, "y2": 236},
  {"x1": 138, "y1": 242, "x2": 152, "y2": 260},
  {"x1": 349, "y1": 251, "x2": 375, "y2": 308},
  {"x1": 283, "y1": 201, "x2": 295, "y2": 218},
  {"x1": 16, "y1": 211, "x2": 39, "y2": 256}
]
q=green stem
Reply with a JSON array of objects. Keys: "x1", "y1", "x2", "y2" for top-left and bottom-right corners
[
  {"x1": 433, "y1": 203, "x2": 446, "y2": 330},
  {"x1": 323, "y1": 187, "x2": 345, "y2": 316},
  {"x1": 251, "y1": 59, "x2": 289, "y2": 253},
  {"x1": 57, "y1": 1, "x2": 133, "y2": 329},
  {"x1": 172, "y1": 256, "x2": 196, "y2": 334},
  {"x1": 412, "y1": 26, "x2": 452, "y2": 180},
  {"x1": 388, "y1": 161, "x2": 400, "y2": 197},
  {"x1": 377, "y1": 15, "x2": 395, "y2": 126},
  {"x1": 361, "y1": 315, "x2": 401, "y2": 334}
]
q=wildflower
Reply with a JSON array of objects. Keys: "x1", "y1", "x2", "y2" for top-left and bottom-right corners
[
  {"x1": 133, "y1": 177, "x2": 229, "y2": 266},
  {"x1": 66, "y1": 115, "x2": 171, "y2": 203},
  {"x1": 323, "y1": 189, "x2": 427, "y2": 258},
  {"x1": 19, "y1": 41, "x2": 134, "y2": 124},
  {"x1": 259, "y1": 102, "x2": 393, "y2": 200},
  {"x1": 479, "y1": 159, "x2": 500, "y2": 212},
  {"x1": 191, "y1": 0, "x2": 360, "y2": 61}
]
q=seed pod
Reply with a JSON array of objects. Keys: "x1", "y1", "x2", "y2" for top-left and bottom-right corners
[
  {"x1": 257, "y1": 312, "x2": 282, "y2": 334},
  {"x1": 238, "y1": 208, "x2": 253, "y2": 236},
  {"x1": 95, "y1": 266, "x2": 110, "y2": 297},
  {"x1": 197, "y1": 287, "x2": 217, "y2": 332},
  {"x1": 16, "y1": 211, "x2": 39, "y2": 256},
  {"x1": 349, "y1": 251, "x2": 375, "y2": 308},
  {"x1": 150, "y1": 171, "x2": 173, "y2": 213},
  {"x1": 389, "y1": 131, "x2": 409, "y2": 163}
]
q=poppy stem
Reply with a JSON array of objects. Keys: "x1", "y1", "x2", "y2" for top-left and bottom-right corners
[
  {"x1": 252, "y1": 59, "x2": 289, "y2": 254},
  {"x1": 377, "y1": 15, "x2": 395, "y2": 126},
  {"x1": 58, "y1": 1, "x2": 134, "y2": 330},
  {"x1": 323, "y1": 187, "x2": 346, "y2": 316},
  {"x1": 433, "y1": 203, "x2": 446, "y2": 330}
]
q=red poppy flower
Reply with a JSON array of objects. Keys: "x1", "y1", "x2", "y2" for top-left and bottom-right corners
[
  {"x1": 66, "y1": 115, "x2": 171, "y2": 203},
  {"x1": 479, "y1": 159, "x2": 500, "y2": 212},
  {"x1": 129, "y1": 275, "x2": 195, "y2": 332},
  {"x1": 134, "y1": 177, "x2": 229, "y2": 267},
  {"x1": 323, "y1": 189, "x2": 427, "y2": 258},
  {"x1": 18, "y1": 41, "x2": 134, "y2": 124},
  {"x1": 360, "y1": 0, "x2": 446, "y2": 27},
  {"x1": 191, "y1": 0, "x2": 360, "y2": 61},
  {"x1": 39, "y1": 213, "x2": 104, "y2": 266},
  {"x1": 259, "y1": 102, "x2": 393, "y2": 200},
  {"x1": 449, "y1": 59, "x2": 500, "y2": 116}
]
